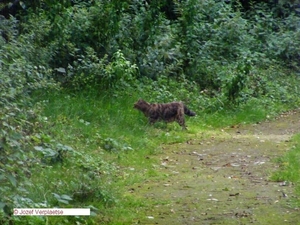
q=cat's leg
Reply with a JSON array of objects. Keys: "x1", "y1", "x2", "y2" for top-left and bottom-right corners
[
  {"x1": 149, "y1": 117, "x2": 157, "y2": 125},
  {"x1": 177, "y1": 116, "x2": 187, "y2": 130}
]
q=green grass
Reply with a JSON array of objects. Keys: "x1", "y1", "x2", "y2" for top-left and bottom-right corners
[
  {"x1": 25, "y1": 90, "x2": 197, "y2": 224},
  {"x1": 14, "y1": 87, "x2": 299, "y2": 225},
  {"x1": 271, "y1": 133, "x2": 300, "y2": 207},
  {"x1": 200, "y1": 97, "x2": 288, "y2": 129}
]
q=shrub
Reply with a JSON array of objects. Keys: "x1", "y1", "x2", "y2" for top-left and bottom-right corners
[
  {"x1": 69, "y1": 49, "x2": 138, "y2": 91},
  {"x1": 0, "y1": 15, "x2": 57, "y2": 221}
]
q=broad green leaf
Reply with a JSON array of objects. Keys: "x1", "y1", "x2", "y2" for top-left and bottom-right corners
[
  {"x1": 56, "y1": 67, "x2": 66, "y2": 73},
  {"x1": 61, "y1": 194, "x2": 73, "y2": 201},
  {"x1": 34, "y1": 146, "x2": 44, "y2": 151},
  {"x1": 0, "y1": 202, "x2": 6, "y2": 210},
  {"x1": 7, "y1": 174, "x2": 17, "y2": 187}
]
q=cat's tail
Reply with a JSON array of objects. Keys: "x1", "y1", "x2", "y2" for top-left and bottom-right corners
[{"x1": 184, "y1": 105, "x2": 196, "y2": 116}]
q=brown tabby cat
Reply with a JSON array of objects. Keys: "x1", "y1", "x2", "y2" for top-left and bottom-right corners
[{"x1": 133, "y1": 99, "x2": 196, "y2": 129}]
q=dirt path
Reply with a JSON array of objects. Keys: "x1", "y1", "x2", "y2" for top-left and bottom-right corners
[{"x1": 131, "y1": 111, "x2": 300, "y2": 224}]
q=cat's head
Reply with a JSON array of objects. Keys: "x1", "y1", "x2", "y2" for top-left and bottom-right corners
[{"x1": 133, "y1": 99, "x2": 148, "y2": 109}]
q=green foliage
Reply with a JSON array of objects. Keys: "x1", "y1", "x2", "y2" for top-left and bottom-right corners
[
  {"x1": 244, "y1": 3, "x2": 300, "y2": 68},
  {"x1": 222, "y1": 61, "x2": 251, "y2": 104},
  {"x1": 272, "y1": 135, "x2": 300, "y2": 183},
  {"x1": 34, "y1": 143, "x2": 73, "y2": 164},
  {"x1": 0, "y1": 14, "x2": 58, "y2": 223},
  {"x1": 11, "y1": 0, "x2": 298, "y2": 97},
  {"x1": 69, "y1": 49, "x2": 138, "y2": 91},
  {"x1": 102, "y1": 138, "x2": 133, "y2": 153},
  {"x1": 271, "y1": 133, "x2": 300, "y2": 207},
  {"x1": 123, "y1": 8, "x2": 182, "y2": 79},
  {"x1": 178, "y1": 0, "x2": 253, "y2": 88},
  {"x1": 176, "y1": 0, "x2": 299, "y2": 93}
]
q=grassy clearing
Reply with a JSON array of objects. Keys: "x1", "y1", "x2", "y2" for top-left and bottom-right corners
[
  {"x1": 14, "y1": 85, "x2": 299, "y2": 224},
  {"x1": 26, "y1": 90, "x2": 198, "y2": 224}
]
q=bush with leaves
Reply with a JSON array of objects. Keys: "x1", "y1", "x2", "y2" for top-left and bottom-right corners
[
  {"x1": 12, "y1": 0, "x2": 298, "y2": 97},
  {"x1": 244, "y1": 3, "x2": 300, "y2": 68},
  {"x1": 177, "y1": 0, "x2": 254, "y2": 88},
  {"x1": 118, "y1": 2, "x2": 183, "y2": 79},
  {"x1": 69, "y1": 49, "x2": 138, "y2": 91},
  {"x1": 0, "y1": 15, "x2": 58, "y2": 221}
]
